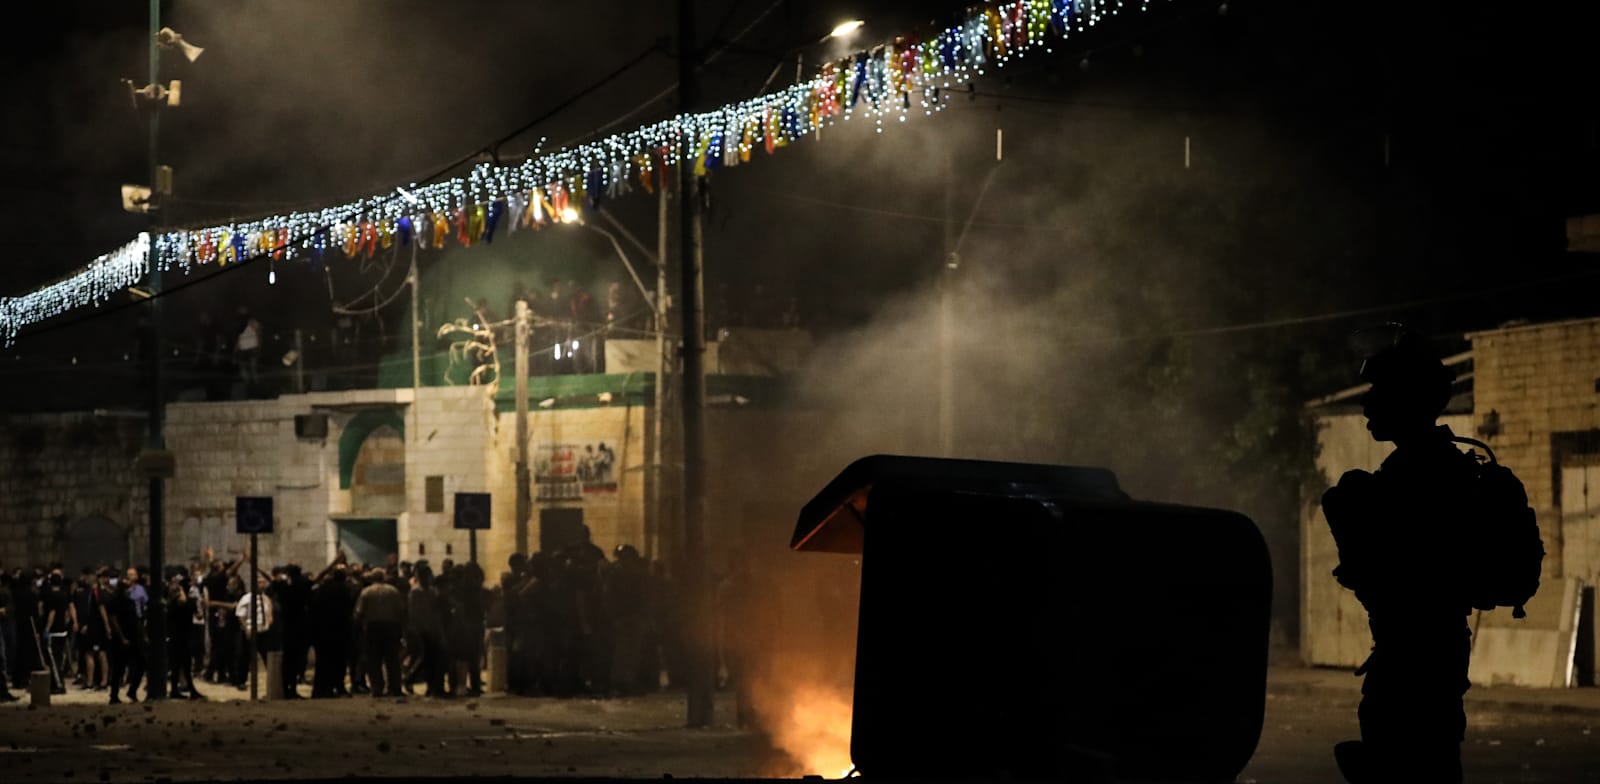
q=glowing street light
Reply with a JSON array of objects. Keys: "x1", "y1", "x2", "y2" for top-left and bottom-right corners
[{"x1": 828, "y1": 19, "x2": 864, "y2": 40}]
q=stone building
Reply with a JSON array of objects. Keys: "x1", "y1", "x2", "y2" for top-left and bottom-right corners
[
  {"x1": 0, "y1": 329, "x2": 876, "y2": 579},
  {"x1": 1302, "y1": 317, "x2": 1600, "y2": 686}
]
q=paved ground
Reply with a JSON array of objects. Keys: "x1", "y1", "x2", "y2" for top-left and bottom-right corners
[
  {"x1": 1243, "y1": 669, "x2": 1600, "y2": 784},
  {"x1": 3, "y1": 666, "x2": 1598, "y2": 782}
]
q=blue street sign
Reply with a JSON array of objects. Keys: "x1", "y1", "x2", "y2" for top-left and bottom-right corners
[
  {"x1": 236, "y1": 496, "x2": 274, "y2": 535},
  {"x1": 454, "y1": 492, "x2": 491, "y2": 530}
]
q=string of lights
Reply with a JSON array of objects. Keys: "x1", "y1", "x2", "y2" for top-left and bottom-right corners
[{"x1": 0, "y1": 0, "x2": 1160, "y2": 346}]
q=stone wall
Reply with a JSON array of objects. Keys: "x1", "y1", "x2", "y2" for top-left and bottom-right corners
[
  {"x1": 1, "y1": 383, "x2": 833, "y2": 579},
  {"x1": 403, "y1": 386, "x2": 499, "y2": 569},
  {"x1": 1469, "y1": 317, "x2": 1600, "y2": 580},
  {"x1": 0, "y1": 412, "x2": 148, "y2": 571},
  {"x1": 489, "y1": 402, "x2": 649, "y2": 571}
]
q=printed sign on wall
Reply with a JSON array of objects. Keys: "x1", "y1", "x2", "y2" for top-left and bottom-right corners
[{"x1": 535, "y1": 442, "x2": 618, "y2": 502}]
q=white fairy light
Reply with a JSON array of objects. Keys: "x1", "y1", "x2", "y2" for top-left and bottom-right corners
[{"x1": 4, "y1": 0, "x2": 1163, "y2": 338}]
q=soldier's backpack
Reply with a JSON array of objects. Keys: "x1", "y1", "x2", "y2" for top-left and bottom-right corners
[{"x1": 1452, "y1": 436, "x2": 1544, "y2": 618}]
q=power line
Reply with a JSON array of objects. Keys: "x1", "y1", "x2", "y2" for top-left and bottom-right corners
[
  {"x1": 556, "y1": 0, "x2": 786, "y2": 148},
  {"x1": 1077, "y1": 267, "x2": 1600, "y2": 345},
  {"x1": 754, "y1": 187, "x2": 1071, "y2": 231},
  {"x1": 11, "y1": 42, "x2": 674, "y2": 341}
]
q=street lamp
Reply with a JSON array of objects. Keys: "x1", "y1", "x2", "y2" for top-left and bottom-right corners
[{"x1": 827, "y1": 19, "x2": 865, "y2": 41}]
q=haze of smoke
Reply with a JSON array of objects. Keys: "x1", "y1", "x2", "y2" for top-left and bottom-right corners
[{"x1": 714, "y1": 104, "x2": 1350, "y2": 760}]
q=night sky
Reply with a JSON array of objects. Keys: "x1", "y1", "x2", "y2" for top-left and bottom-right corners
[{"x1": 1, "y1": 0, "x2": 1597, "y2": 485}]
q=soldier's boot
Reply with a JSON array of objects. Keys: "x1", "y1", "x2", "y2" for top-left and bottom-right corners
[{"x1": 1334, "y1": 740, "x2": 1370, "y2": 784}]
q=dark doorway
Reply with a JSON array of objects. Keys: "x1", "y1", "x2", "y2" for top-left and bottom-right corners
[
  {"x1": 539, "y1": 508, "x2": 585, "y2": 554},
  {"x1": 63, "y1": 516, "x2": 129, "y2": 575},
  {"x1": 334, "y1": 518, "x2": 398, "y2": 566}
]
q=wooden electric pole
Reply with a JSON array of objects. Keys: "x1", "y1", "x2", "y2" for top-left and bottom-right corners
[
  {"x1": 678, "y1": 0, "x2": 713, "y2": 729},
  {"x1": 141, "y1": 0, "x2": 170, "y2": 701},
  {"x1": 514, "y1": 301, "x2": 531, "y2": 557}
]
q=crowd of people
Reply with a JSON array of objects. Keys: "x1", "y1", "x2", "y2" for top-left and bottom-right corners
[{"x1": 0, "y1": 534, "x2": 693, "y2": 704}]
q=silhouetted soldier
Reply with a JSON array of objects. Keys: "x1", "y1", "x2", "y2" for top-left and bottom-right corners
[{"x1": 1322, "y1": 333, "x2": 1477, "y2": 783}]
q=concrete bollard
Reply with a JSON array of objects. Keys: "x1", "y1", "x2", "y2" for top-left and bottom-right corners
[
  {"x1": 487, "y1": 644, "x2": 508, "y2": 694},
  {"x1": 29, "y1": 671, "x2": 51, "y2": 707},
  {"x1": 264, "y1": 651, "x2": 283, "y2": 700}
]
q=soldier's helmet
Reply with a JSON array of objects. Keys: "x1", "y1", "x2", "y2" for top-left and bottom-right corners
[{"x1": 1356, "y1": 327, "x2": 1454, "y2": 420}]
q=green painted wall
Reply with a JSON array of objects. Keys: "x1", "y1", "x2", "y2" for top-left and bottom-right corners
[
  {"x1": 376, "y1": 223, "x2": 628, "y2": 390},
  {"x1": 338, "y1": 409, "x2": 407, "y2": 489}
]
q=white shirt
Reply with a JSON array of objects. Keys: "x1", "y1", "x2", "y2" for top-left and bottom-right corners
[
  {"x1": 237, "y1": 320, "x2": 260, "y2": 352},
  {"x1": 235, "y1": 590, "x2": 273, "y2": 634}
]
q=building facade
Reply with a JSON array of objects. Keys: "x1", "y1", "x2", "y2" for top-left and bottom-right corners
[{"x1": 1, "y1": 330, "x2": 878, "y2": 582}]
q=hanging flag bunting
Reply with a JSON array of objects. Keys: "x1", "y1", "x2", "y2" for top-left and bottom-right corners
[
  {"x1": 1, "y1": 0, "x2": 1163, "y2": 344},
  {"x1": 433, "y1": 213, "x2": 450, "y2": 248},
  {"x1": 484, "y1": 200, "x2": 504, "y2": 243}
]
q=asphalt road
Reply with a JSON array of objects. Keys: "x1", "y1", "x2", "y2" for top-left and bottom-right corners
[
  {"x1": 1243, "y1": 689, "x2": 1600, "y2": 784},
  {"x1": 2, "y1": 683, "x2": 1597, "y2": 782}
]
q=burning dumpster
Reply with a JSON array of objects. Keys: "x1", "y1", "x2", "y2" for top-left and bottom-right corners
[{"x1": 791, "y1": 455, "x2": 1271, "y2": 782}]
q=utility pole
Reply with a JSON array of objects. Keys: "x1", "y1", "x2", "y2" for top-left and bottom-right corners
[
  {"x1": 938, "y1": 151, "x2": 955, "y2": 456},
  {"x1": 141, "y1": 0, "x2": 169, "y2": 701},
  {"x1": 937, "y1": 139, "x2": 1003, "y2": 456},
  {"x1": 514, "y1": 301, "x2": 531, "y2": 557},
  {"x1": 411, "y1": 242, "x2": 422, "y2": 394},
  {"x1": 409, "y1": 242, "x2": 422, "y2": 480},
  {"x1": 678, "y1": 0, "x2": 714, "y2": 729},
  {"x1": 652, "y1": 183, "x2": 671, "y2": 563}
]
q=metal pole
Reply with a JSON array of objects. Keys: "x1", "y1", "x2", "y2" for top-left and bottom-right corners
[
  {"x1": 410, "y1": 242, "x2": 421, "y2": 393},
  {"x1": 409, "y1": 242, "x2": 422, "y2": 510},
  {"x1": 469, "y1": 529, "x2": 478, "y2": 565},
  {"x1": 938, "y1": 151, "x2": 955, "y2": 456},
  {"x1": 249, "y1": 533, "x2": 258, "y2": 702},
  {"x1": 678, "y1": 0, "x2": 713, "y2": 729},
  {"x1": 651, "y1": 183, "x2": 670, "y2": 563},
  {"x1": 293, "y1": 329, "x2": 305, "y2": 394},
  {"x1": 514, "y1": 301, "x2": 531, "y2": 556},
  {"x1": 143, "y1": 0, "x2": 169, "y2": 702},
  {"x1": 937, "y1": 150, "x2": 1001, "y2": 457}
]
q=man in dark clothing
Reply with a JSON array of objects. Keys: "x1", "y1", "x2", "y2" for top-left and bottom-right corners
[
  {"x1": 79, "y1": 571, "x2": 111, "y2": 690},
  {"x1": 202, "y1": 560, "x2": 233, "y2": 683},
  {"x1": 607, "y1": 545, "x2": 651, "y2": 697},
  {"x1": 7, "y1": 569, "x2": 40, "y2": 688},
  {"x1": 274, "y1": 564, "x2": 312, "y2": 698},
  {"x1": 446, "y1": 562, "x2": 486, "y2": 697},
  {"x1": 105, "y1": 576, "x2": 146, "y2": 704},
  {"x1": 166, "y1": 570, "x2": 204, "y2": 700},
  {"x1": 40, "y1": 571, "x2": 73, "y2": 692},
  {"x1": 1322, "y1": 332, "x2": 1482, "y2": 783},
  {"x1": 406, "y1": 566, "x2": 447, "y2": 697},
  {"x1": 0, "y1": 573, "x2": 17, "y2": 702},
  {"x1": 355, "y1": 568, "x2": 405, "y2": 698},
  {"x1": 310, "y1": 561, "x2": 355, "y2": 698}
]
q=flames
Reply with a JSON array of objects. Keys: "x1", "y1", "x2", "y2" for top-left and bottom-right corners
[
  {"x1": 723, "y1": 552, "x2": 861, "y2": 779},
  {"x1": 759, "y1": 681, "x2": 854, "y2": 778}
]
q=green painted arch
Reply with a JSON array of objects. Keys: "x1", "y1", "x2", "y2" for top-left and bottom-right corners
[{"x1": 338, "y1": 410, "x2": 406, "y2": 490}]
